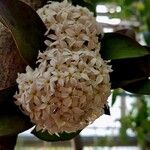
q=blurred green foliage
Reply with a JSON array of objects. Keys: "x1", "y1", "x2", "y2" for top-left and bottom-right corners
[
  {"x1": 94, "y1": 0, "x2": 150, "y2": 45},
  {"x1": 119, "y1": 96, "x2": 150, "y2": 150}
]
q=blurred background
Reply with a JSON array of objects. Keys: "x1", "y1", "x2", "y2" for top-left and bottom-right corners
[{"x1": 15, "y1": 0, "x2": 150, "y2": 149}]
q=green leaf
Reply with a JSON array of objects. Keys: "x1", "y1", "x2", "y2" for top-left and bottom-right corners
[
  {"x1": 0, "y1": 0, "x2": 47, "y2": 68},
  {"x1": 85, "y1": 0, "x2": 114, "y2": 4},
  {"x1": 104, "y1": 104, "x2": 110, "y2": 115},
  {"x1": 144, "y1": 0, "x2": 150, "y2": 12},
  {"x1": 110, "y1": 54, "x2": 150, "y2": 88},
  {"x1": 146, "y1": 15, "x2": 150, "y2": 31},
  {"x1": 143, "y1": 32, "x2": 150, "y2": 45},
  {"x1": 144, "y1": 46, "x2": 150, "y2": 52},
  {"x1": 123, "y1": 79, "x2": 150, "y2": 95},
  {"x1": 101, "y1": 33, "x2": 149, "y2": 60},
  {"x1": 71, "y1": 0, "x2": 96, "y2": 14},
  {"x1": 0, "y1": 112, "x2": 33, "y2": 136},
  {"x1": 32, "y1": 129, "x2": 81, "y2": 142},
  {"x1": 115, "y1": 29, "x2": 136, "y2": 40},
  {"x1": 0, "y1": 85, "x2": 17, "y2": 104},
  {"x1": 0, "y1": 86, "x2": 33, "y2": 136},
  {"x1": 111, "y1": 89, "x2": 123, "y2": 106},
  {"x1": 124, "y1": 0, "x2": 135, "y2": 5},
  {"x1": 0, "y1": 99, "x2": 33, "y2": 136}
]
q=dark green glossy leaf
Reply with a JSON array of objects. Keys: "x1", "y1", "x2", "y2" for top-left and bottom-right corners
[
  {"x1": 104, "y1": 104, "x2": 110, "y2": 115},
  {"x1": 72, "y1": 0, "x2": 89, "y2": 6},
  {"x1": 123, "y1": 79, "x2": 150, "y2": 95},
  {"x1": 32, "y1": 128, "x2": 81, "y2": 142},
  {"x1": 101, "y1": 33, "x2": 149, "y2": 60},
  {"x1": 143, "y1": 32, "x2": 150, "y2": 45},
  {"x1": 71, "y1": 0, "x2": 95, "y2": 14},
  {"x1": 0, "y1": 100, "x2": 33, "y2": 136},
  {"x1": 111, "y1": 90, "x2": 118, "y2": 106},
  {"x1": 0, "y1": 0, "x2": 47, "y2": 68},
  {"x1": 0, "y1": 85, "x2": 17, "y2": 104},
  {"x1": 0, "y1": 112, "x2": 33, "y2": 136},
  {"x1": 144, "y1": 46, "x2": 150, "y2": 52},
  {"x1": 0, "y1": 86, "x2": 33, "y2": 136},
  {"x1": 110, "y1": 54, "x2": 150, "y2": 88},
  {"x1": 115, "y1": 29, "x2": 136, "y2": 40},
  {"x1": 111, "y1": 89, "x2": 123, "y2": 106}
]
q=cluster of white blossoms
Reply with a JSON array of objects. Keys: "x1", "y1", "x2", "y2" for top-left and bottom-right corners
[
  {"x1": 37, "y1": 0, "x2": 102, "y2": 51},
  {"x1": 14, "y1": 0, "x2": 112, "y2": 134}
]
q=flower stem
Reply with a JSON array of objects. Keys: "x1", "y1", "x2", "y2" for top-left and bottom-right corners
[{"x1": 0, "y1": 135, "x2": 17, "y2": 150}]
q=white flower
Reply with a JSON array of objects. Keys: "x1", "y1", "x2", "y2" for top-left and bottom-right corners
[
  {"x1": 37, "y1": 0, "x2": 102, "y2": 51},
  {"x1": 14, "y1": 0, "x2": 112, "y2": 134}
]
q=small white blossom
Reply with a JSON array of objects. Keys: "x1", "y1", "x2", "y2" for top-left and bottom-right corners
[
  {"x1": 14, "y1": 0, "x2": 112, "y2": 134},
  {"x1": 37, "y1": 0, "x2": 103, "y2": 51}
]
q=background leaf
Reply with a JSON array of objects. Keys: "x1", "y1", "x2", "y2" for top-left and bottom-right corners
[
  {"x1": 32, "y1": 129, "x2": 81, "y2": 142},
  {"x1": 101, "y1": 33, "x2": 149, "y2": 60},
  {"x1": 0, "y1": 0, "x2": 47, "y2": 68}
]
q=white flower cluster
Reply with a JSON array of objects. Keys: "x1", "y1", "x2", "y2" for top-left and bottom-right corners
[
  {"x1": 14, "y1": 0, "x2": 112, "y2": 134},
  {"x1": 37, "y1": 0, "x2": 102, "y2": 51}
]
